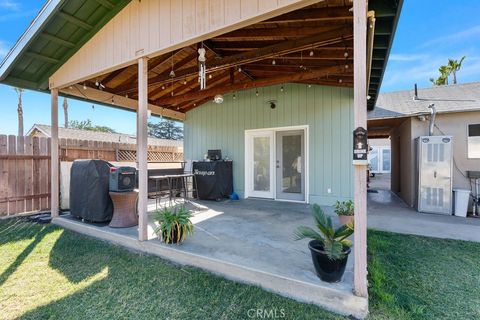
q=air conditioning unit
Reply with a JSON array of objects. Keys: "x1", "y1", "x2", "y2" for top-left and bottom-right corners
[
  {"x1": 416, "y1": 136, "x2": 453, "y2": 215},
  {"x1": 109, "y1": 166, "x2": 136, "y2": 192}
]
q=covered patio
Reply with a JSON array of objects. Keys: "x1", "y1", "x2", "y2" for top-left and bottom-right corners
[
  {"x1": 54, "y1": 198, "x2": 367, "y2": 317},
  {"x1": 0, "y1": 0, "x2": 403, "y2": 318}
]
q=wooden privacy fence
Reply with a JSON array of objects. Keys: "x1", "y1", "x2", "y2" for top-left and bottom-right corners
[
  {"x1": 0, "y1": 134, "x2": 183, "y2": 216},
  {"x1": 0, "y1": 135, "x2": 51, "y2": 216}
]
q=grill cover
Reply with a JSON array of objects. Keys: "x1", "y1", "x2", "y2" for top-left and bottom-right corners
[
  {"x1": 193, "y1": 161, "x2": 233, "y2": 200},
  {"x1": 70, "y1": 160, "x2": 113, "y2": 222}
]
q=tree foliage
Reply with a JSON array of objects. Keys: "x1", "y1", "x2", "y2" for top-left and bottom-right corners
[
  {"x1": 68, "y1": 119, "x2": 116, "y2": 133},
  {"x1": 429, "y1": 56, "x2": 466, "y2": 86},
  {"x1": 148, "y1": 120, "x2": 183, "y2": 140}
]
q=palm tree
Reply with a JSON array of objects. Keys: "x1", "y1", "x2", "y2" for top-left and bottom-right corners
[
  {"x1": 63, "y1": 97, "x2": 69, "y2": 128},
  {"x1": 438, "y1": 65, "x2": 450, "y2": 85},
  {"x1": 14, "y1": 87, "x2": 24, "y2": 136},
  {"x1": 447, "y1": 56, "x2": 466, "y2": 84}
]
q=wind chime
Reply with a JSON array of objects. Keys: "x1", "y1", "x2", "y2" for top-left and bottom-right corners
[{"x1": 198, "y1": 46, "x2": 206, "y2": 90}]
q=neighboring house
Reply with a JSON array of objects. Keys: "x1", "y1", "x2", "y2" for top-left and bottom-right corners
[
  {"x1": 26, "y1": 124, "x2": 183, "y2": 150},
  {"x1": 368, "y1": 82, "x2": 480, "y2": 208}
]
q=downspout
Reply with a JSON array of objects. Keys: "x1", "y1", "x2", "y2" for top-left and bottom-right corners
[
  {"x1": 428, "y1": 103, "x2": 436, "y2": 136},
  {"x1": 366, "y1": 11, "x2": 376, "y2": 91}
]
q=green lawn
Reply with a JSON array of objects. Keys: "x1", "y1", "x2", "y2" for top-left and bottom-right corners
[{"x1": 0, "y1": 219, "x2": 478, "y2": 320}]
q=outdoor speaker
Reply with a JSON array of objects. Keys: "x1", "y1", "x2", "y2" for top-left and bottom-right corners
[{"x1": 109, "y1": 166, "x2": 136, "y2": 192}]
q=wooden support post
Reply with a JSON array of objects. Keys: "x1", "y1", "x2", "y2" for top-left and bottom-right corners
[
  {"x1": 51, "y1": 88, "x2": 59, "y2": 218},
  {"x1": 137, "y1": 57, "x2": 149, "y2": 241},
  {"x1": 353, "y1": 0, "x2": 368, "y2": 298}
]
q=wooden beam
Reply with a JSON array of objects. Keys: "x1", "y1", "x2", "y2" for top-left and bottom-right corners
[
  {"x1": 353, "y1": 0, "x2": 368, "y2": 298},
  {"x1": 260, "y1": 7, "x2": 352, "y2": 24},
  {"x1": 137, "y1": 57, "x2": 148, "y2": 242},
  {"x1": 208, "y1": 27, "x2": 352, "y2": 72},
  {"x1": 94, "y1": 0, "x2": 115, "y2": 10},
  {"x1": 101, "y1": 68, "x2": 129, "y2": 86},
  {"x1": 61, "y1": 85, "x2": 185, "y2": 121},
  {"x1": 24, "y1": 51, "x2": 60, "y2": 64},
  {"x1": 129, "y1": 28, "x2": 352, "y2": 92},
  {"x1": 213, "y1": 26, "x2": 346, "y2": 41},
  {"x1": 51, "y1": 88, "x2": 59, "y2": 218},
  {"x1": 57, "y1": 11, "x2": 93, "y2": 30},
  {"x1": 155, "y1": 65, "x2": 346, "y2": 105},
  {"x1": 38, "y1": 33, "x2": 76, "y2": 48}
]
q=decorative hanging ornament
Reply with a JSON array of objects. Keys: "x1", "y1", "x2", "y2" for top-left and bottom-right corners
[{"x1": 198, "y1": 47, "x2": 207, "y2": 90}]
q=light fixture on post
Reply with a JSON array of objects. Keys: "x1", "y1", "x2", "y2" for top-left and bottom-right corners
[{"x1": 214, "y1": 94, "x2": 224, "y2": 104}]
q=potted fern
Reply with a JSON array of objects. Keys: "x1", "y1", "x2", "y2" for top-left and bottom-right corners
[
  {"x1": 154, "y1": 206, "x2": 194, "y2": 244},
  {"x1": 334, "y1": 200, "x2": 354, "y2": 225},
  {"x1": 294, "y1": 204, "x2": 354, "y2": 283}
]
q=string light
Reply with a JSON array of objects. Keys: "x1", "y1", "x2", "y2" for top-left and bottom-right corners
[
  {"x1": 111, "y1": 97, "x2": 115, "y2": 105},
  {"x1": 238, "y1": 66, "x2": 242, "y2": 72},
  {"x1": 208, "y1": 74, "x2": 212, "y2": 79},
  {"x1": 83, "y1": 83, "x2": 87, "y2": 90},
  {"x1": 309, "y1": 50, "x2": 314, "y2": 57},
  {"x1": 338, "y1": 79, "x2": 343, "y2": 83},
  {"x1": 233, "y1": 94, "x2": 236, "y2": 100},
  {"x1": 344, "y1": 51, "x2": 349, "y2": 58},
  {"x1": 308, "y1": 84, "x2": 312, "y2": 88},
  {"x1": 161, "y1": 85, "x2": 165, "y2": 90},
  {"x1": 255, "y1": 89, "x2": 259, "y2": 97},
  {"x1": 272, "y1": 59, "x2": 276, "y2": 65},
  {"x1": 280, "y1": 85, "x2": 284, "y2": 92}
]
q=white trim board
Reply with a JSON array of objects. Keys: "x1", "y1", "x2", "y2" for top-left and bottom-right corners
[{"x1": 244, "y1": 125, "x2": 310, "y2": 204}]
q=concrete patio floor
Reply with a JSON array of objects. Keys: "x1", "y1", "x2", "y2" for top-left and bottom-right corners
[
  {"x1": 53, "y1": 198, "x2": 367, "y2": 319},
  {"x1": 368, "y1": 189, "x2": 480, "y2": 242}
]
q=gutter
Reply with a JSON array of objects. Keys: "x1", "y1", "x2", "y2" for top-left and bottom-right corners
[{"x1": 0, "y1": 0, "x2": 64, "y2": 81}]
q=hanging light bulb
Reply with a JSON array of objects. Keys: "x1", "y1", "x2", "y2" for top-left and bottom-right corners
[
  {"x1": 344, "y1": 51, "x2": 349, "y2": 58},
  {"x1": 83, "y1": 83, "x2": 87, "y2": 90},
  {"x1": 309, "y1": 50, "x2": 314, "y2": 57},
  {"x1": 238, "y1": 66, "x2": 242, "y2": 72},
  {"x1": 338, "y1": 79, "x2": 343, "y2": 83},
  {"x1": 161, "y1": 85, "x2": 165, "y2": 90},
  {"x1": 280, "y1": 85, "x2": 284, "y2": 92},
  {"x1": 169, "y1": 69, "x2": 176, "y2": 78},
  {"x1": 125, "y1": 93, "x2": 129, "y2": 98},
  {"x1": 183, "y1": 79, "x2": 187, "y2": 85},
  {"x1": 208, "y1": 74, "x2": 212, "y2": 79},
  {"x1": 233, "y1": 94, "x2": 236, "y2": 100},
  {"x1": 111, "y1": 97, "x2": 115, "y2": 105},
  {"x1": 345, "y1": 64, "x2": 349, "y2": 69},
  {"x1": 272, "y1": 59, "x2": 276, "y2": 65},
  {"x1": 95, "y1": 80, "x2": 99, "y2": 87},
  {"x1": 255, "y1": 89, "x2": 259, "y2": 97},
  {"x1": 308, "y1": 84, "x2": 312, "y2": 88}
]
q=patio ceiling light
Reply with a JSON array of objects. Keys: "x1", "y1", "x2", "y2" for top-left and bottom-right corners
[{"x1": 214, "y1": 94, "x2": 224, "y2": 104}]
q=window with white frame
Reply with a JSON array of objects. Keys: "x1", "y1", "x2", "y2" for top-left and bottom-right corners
[{"x1": 467, "y1": 124, "x2": 480, "y2": 158}]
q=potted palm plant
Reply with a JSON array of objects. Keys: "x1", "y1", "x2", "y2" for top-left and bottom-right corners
[
  {"x1": 294, "y1": 204, "x2": 354, "y2": 283},
  {"x1": 334, "y1": 200, "x2": 354, "y2": 225},
  {"x1": 154, "y1": 206, "x2": 194, "y2": 244}
]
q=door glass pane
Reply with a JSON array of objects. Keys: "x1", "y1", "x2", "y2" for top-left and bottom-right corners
[
  {"x1": 282, "y1": 135, "x2": 302, "y2": 193},
  {"x1": 382, "y1": 149, "x2": 391, "y2": 171},
  {"x1": 368, "y1": 149, "x2": 379, "y2": 172},
  {"x1": 253, "y1": 136, "x2": 270, "y2": 191}
]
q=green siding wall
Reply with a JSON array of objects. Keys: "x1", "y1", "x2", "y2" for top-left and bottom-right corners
[{"x1": 184, "y1": 83, "x2": 353, "y2": 205}]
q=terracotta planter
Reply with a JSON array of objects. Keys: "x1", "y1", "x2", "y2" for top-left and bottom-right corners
[
  {"x1": 338, "y1": 215, "x2": 354, "y2": 225},
  {"x1": 308, "y1": 240, "x2": 351, "y2": 283}
]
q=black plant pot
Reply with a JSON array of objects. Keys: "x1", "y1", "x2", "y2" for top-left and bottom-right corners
[
  {"x1": 162, "y1": 228, "x2": 184, "y2": 244},
  {"x1": 308, "y1": 240, "x2": 351, "y2": 283}
]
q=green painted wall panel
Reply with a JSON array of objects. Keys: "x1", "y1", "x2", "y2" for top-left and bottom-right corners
[{"x1": 184, "y1": 83, "x2": 354, "y2": 206}]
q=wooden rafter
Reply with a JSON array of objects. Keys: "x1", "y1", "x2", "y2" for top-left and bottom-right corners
[{"x1": 155, "y1": 65, "x2": 347, "y2": 106}]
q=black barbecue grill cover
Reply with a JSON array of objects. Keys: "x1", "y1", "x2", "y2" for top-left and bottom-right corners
[
  {"x1": 193, "y1": 161, "x2": 233, "y2": 200},
  {"x1": 70, "y1": 160, "x2": 113, "y2": 222}
]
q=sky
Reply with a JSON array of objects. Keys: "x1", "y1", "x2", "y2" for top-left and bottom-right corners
[{"x1": 1, "y1": 0, "x2": 480, "y2": 135}]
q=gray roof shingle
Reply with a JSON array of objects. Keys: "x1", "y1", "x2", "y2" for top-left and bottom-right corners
[
  {"x1": 29, "y1": 124, "x2": 183, "y2": 149},
  {"x1": 369, "y1": 82, "x2": 480, "y2": 120}
]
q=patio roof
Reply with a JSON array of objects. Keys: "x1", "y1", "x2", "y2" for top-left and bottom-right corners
[
  {"x1": 0, "y1": 0, "x2": 130, "y2": 91},
  {"x1": 0, "y1": 0, "x2": 402, "y2": 112}
]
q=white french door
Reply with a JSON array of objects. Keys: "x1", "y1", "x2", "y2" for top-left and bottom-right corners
[
  {"x1": 246, "y1": 131, "x2": 275, "y2": 198},
  {"x1": 245, "y1": 126, "x2": 308, "y2": 202}
]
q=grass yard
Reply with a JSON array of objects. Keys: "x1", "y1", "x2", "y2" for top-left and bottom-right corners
[{"x1": 0, "y1": 219, "x2": 479, "y2": 319}]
